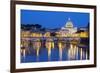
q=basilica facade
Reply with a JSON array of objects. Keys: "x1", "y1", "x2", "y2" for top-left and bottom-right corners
[{"x1": 56, "y1": 18, "x2": 78, "y2": 37}]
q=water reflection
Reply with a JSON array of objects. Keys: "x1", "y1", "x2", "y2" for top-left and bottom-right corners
[{"x1": 21, "y1": 38, "x2": 89, "y2": 63}]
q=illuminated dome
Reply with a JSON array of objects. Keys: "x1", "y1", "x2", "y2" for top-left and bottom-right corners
[{"x1": 65, "y1": 18, "x2": 73, "y2": 28}]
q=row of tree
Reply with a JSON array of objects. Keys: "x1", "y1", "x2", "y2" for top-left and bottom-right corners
[
  {"x1": 21, "y1": 24, "x2": 47, "y2": 32},
  {"x1": 21, "y1": 24, "x2": 42, "y2": 30}
]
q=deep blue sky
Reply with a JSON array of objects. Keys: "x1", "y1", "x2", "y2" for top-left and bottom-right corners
[{"x1": 21, "y1": 10, "x2": 89, "y2": 29}]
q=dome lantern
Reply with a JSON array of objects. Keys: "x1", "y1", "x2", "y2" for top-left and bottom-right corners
[{"x1": 65, "y1": 18, "x2": 74, "y2": 28}]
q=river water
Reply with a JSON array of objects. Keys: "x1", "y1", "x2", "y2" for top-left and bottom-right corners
[{"x1": 21, "y1": 38, "x2": 89, "y2": 63}]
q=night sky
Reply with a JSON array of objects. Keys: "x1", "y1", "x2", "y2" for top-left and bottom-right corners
[{"x1": 21, "y1": 10, "x2": 90, "y2": 29}]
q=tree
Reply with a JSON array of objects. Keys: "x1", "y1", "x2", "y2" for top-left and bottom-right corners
[
  {"x1": 50, "y1": 32, "x2": 56, "y2": 37},
  {"x1": 40, "y1": 27, "x2": 46, "y2": 31},
  {"x1": 35, "y1": 24, "x2": 42, "y2": 29}
]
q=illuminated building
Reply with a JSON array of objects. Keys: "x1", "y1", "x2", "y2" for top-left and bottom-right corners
[
  {"x1": 21, "y1": 30, "x2": 30, "y2": 38},
  {"x1": 61, "y1": 18, "x2": 77, "y2": 33},
  {"x1": 44, "y1": 32, "x2": 51, "y2": 37},
  {"x1": 57, "y1": 18, "x2": 78, "y2": 37}
]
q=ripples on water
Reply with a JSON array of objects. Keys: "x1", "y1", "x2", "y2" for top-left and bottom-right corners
[{"x1": 21, "y1": 39, "x2": 89, "y2": 63}]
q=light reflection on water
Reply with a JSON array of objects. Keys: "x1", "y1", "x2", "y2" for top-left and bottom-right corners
[{"x1": 21, "y1": 38, "x2": 89, "y2": 63}]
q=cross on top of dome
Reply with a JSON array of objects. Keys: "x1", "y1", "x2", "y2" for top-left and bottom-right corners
[{"x1": 68, "y1": 18, "x2": 71, "y2": 21}]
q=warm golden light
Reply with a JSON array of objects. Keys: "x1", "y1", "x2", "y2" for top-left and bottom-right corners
[
  {"x1": 58, "y1": 42, "x2": 63, "y2": 60},
  {"x1": 45, "y1": 40, "x2": 52, "y2": 60},
  {"x1": 80, "y1": 48, "x2": 83, "y2": 60}
]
